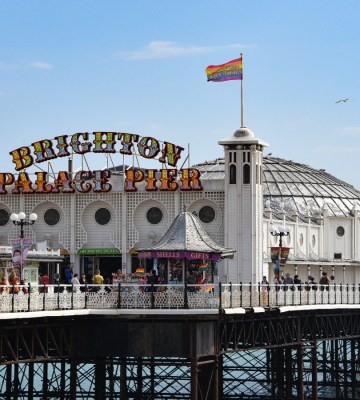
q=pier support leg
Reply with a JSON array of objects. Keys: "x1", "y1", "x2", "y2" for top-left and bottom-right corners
[
  {"x1": 311, "y1": 341, "x2": 318, "y2": 400},
  {"x1": 13, "y1": 363, "x2": 19, "y2": 400},
  {"x1": 60, "y1": 359, "x2": 66, "y2": 399},
  {"x1": 150, "y1": 357, "x2": 155, "y2": 399},
  {"x1": 321, "y1": 340, "x2": 327, "y2": 385},
  {"x1": 351, "y1": 339, "x2": 357, "y2": 400},
  {"x1": 343, "y1": 339, "x2": 349, "y2": 399},
  {"x1": 69, "y1": 361, "x2": 77, "y2": 400},
  {"x1": 95, "y1": 361, "x2": 106, "y2": 400},
  {"x1": 108, "y1": 358, "x2": 114, "y2": 399},
  {"x1": 136, "y1": 357, "x2": 143, "y2": 399},
  {"x1": 191, "y1": 357, "x2": 199, "y2": 400},
  {"x1": 198, "y1": 356, "x2": 219, "y2": 400},
  {"x1": 6, "y1": 364, "x2": 12, "y2": 400},
  {"x1": 120, "y1": 357, "x2": 127, "y2": 400},
  {"x1": 335, "y1": 340, "x2": 341, "y2": 399},
  {"x1": 28, "y1": 363, "x2": 34, "y2": 400},
  {"x1": 285, "y1": 347, "x2": 293, "y2": 398},
  {"x1": 297, "y1": 343, "x2": 304, "y2": 400},
  {"x1": 272, "y1": 348, "x2": 285, "y2": 398},
  {"x1": 218, "y1": 354, "x2": 223, "y2": 400},
  {"x1": 43, "y1": 362, "x2": 48, "y2": 400}
]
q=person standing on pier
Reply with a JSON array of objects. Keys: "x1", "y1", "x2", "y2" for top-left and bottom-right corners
[
  {"x1": 187, "y1": 270, "x2": 197, "y2": 292},
  {"x1": 8, "y1": 270, "x2": 20, "y2": 294},
  {"x1": 261, "y1": 276, "x2": 269, "y2": 304},
  {"x1": 79, "y1": 274, "x2": 88, "y2": 292},
  {"x1": 0, "y1": 276, "x2": 8, "y2": 294},
  {"x1": 146, "y1": 270, "x2": 159, "y2": 292},
  {"x1": 64, "y1": 264, "x2": 73, "y2": 284},
  {"x1": 40, "y1": 272, "x2": 50, "y2": 293},
  {"x1": 283, "y1": 272, "x2": 294, "y2": 291},
  {"x1": 71, "y1": 273, "x2": 81, "y2": 292},
  {"x1": 319, "y1": 271, "x2": 330, "y2": 290},
  {"x1": 92, "y1": 270, "x2": 104, "y2": 292},
  {"x1": 293, "y1": 274, "x2": 303, "y2": 290}
]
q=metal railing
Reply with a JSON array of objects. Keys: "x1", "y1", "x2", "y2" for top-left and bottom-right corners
[{"x1": 0, "y1": 282, "x2": 359, "y2": 313}]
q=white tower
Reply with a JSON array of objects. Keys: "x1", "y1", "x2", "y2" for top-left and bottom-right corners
[{"x1": 219, "y1": 127, "x2": 268, "y2": 284}]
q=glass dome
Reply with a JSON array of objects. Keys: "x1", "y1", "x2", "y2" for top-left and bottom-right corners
[{"x1": 194, "y1": 156, "x2": 360, "y2": 220}]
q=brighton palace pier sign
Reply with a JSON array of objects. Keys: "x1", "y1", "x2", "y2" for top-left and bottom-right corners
[{"x1": 0, "y1": 132, "x2": 203, "y2": 194}]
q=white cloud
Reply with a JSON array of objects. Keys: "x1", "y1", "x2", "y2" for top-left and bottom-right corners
[
  {"x1": 119, "y1": 41, "x2": 249, "y2": 60},
  {"x1": 0, "y1": 61, "x2": 53, "y2": 70},
  {"x1": 31, "y1": 62, "x2": 53, "y2": 69}
]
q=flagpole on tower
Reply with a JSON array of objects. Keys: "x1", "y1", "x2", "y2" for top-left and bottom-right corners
[
  {"x1": 205, "y1": 56, "x2": 244, "y2": 127},
  {"x1": 240, "y1": 53, "x2": 244, "y2": 128}
]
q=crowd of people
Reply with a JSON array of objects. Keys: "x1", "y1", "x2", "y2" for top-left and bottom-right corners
[
  {"x1": 0, "y1": 263, "x2": 336, "y2": 298},
  {"x1": 261, "y1": 271, "x2": 333, "y2": 293},
  {"x1": 0, "y1": 269, "x2": 27, "y2": 294}
]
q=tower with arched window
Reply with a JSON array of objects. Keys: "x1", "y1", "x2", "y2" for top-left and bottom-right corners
[{"x1": 219, "y1": 127, "x2": 268, "y2": 283}]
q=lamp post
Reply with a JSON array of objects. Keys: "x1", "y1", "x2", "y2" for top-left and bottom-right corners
[
  {"x1": 10, "y1": 212, "x2": 38, "y2": 280},
  {"x1": 269, "y1": 223, "x2": 290, "y2": 280}
]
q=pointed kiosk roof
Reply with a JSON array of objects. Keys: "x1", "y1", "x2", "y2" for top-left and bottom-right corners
[{"x1": 137, "y1": 211, "x2": 234, "y2": 261}]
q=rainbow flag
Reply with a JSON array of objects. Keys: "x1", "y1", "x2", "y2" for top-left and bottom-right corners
[
  {"x1": 203, "y1": 285, "x2": 213, "y2": 293},
  {"x1": 135, "y1": 267, "x2": 144, "y2": 274},
  {"x1": 205, "y1": 57, "x2": 243, "y2": 82},
  {"x1": 199, "y1": 263, "x2": 208, "y2": 271}
]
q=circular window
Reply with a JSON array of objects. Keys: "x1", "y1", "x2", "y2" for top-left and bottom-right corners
[
  {"x1": 336, "y1": 226, "x2": 345, "y2": 237},
  {"x1": 95, "y1": 208, "x2": 111, "y2": 225},
  {"x1": 44, "y1": 208, "x2": 60, "y2": 226},
  {"x1": 0, "y1": 209, "x2": 9, "y2": 226},
  {"x1": 199, "y1": 206, "x2": 215, "y2": 223},
  {"x1": 146, "y1": 207, "x2": 163, "y2": 224}
]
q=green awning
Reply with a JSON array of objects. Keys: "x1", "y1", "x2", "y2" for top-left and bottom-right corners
[{"x1": 78, "y1": 248, "x2": 121, "y2": 256}]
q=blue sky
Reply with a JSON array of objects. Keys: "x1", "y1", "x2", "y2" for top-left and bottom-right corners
[{"x1": 1, "y1": 0, "x2": 359, "y2": 189}]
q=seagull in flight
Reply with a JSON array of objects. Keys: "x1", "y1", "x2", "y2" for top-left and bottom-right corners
[{"x1": 335, "y1": 98, "x2": 351, "y2": 103}]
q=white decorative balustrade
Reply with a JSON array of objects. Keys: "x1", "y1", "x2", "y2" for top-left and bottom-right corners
[{"x1": 0, "y1": 283, "x2": 359, "y2": 313}]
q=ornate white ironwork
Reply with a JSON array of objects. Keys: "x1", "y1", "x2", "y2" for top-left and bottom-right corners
[{"x1": 0, "y1": 282, "x2": 359, "y2": 312}]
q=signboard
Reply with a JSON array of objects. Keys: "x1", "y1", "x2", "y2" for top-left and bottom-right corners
[
  {"x1": 0, "y1": 131, "x2": 203, "y2": 194},
  {"x1": 78, "y1": 248, "x2": 122, "y2": 256},
  {"x1": 9, "y1": 132, "x2": 184, "y2": 170},
  {"x1": 271, "y1": 246, "x2": 290, "y2": 281},
  {"x1": 11, "y1": 237, "x2": 32, "y2": 277},
  {"x1": 137, "y1": 250, "x2": 221, "y2": 261},
  {"x1": 270, "y1": 247, "x2": 290, "y2": 265}
]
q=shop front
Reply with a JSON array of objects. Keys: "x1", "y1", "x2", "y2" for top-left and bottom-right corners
[
  {"x1": 137, "y1": 211, "x2": 234, "y2": 286},
  {"x1": 78, "y1": 248, "x2": 122, "y2": 281},
  {"x1": 138, "y1": 251, "x2": 218, "y2": 285},
  {"x1": 0, "y1": 245, "x2": 63, "y2": 285}
]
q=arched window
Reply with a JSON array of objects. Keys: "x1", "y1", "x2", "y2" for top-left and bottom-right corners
[
  {"x1": 230, "y1": 164, "x2": 236, "y2": 184},
  {"x1": 243, "y1": 164, "x2": 250, "y2": 184}
]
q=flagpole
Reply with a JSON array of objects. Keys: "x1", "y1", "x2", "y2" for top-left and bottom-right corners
[{"x1": 240, "y1": 53, "x2": 244, "y2": 128}]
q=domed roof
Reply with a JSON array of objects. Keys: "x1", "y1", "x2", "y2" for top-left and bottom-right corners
[
  {"x1": 218, "y1": 127, "x2": 268, "y2": 147},
  {"x1": 194, "y1": 156, "x2": 360, "y2": 219},
  {"x1": 138, "y1": 211, "x2": 234, "y2": 258}
]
